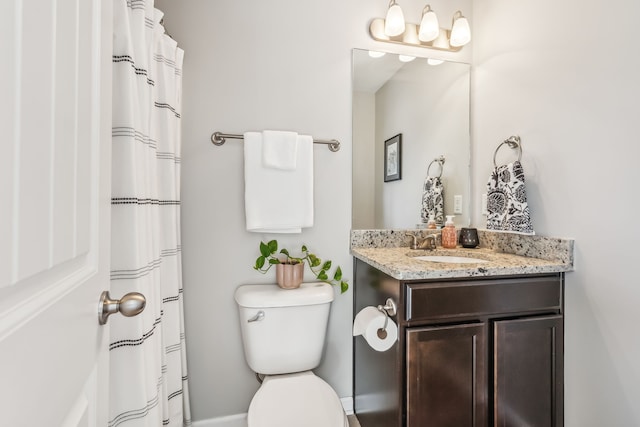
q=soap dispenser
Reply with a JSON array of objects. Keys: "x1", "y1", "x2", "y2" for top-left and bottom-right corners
[{"x1": 441, "y1": 215, "x2": 457, "y2": 249}]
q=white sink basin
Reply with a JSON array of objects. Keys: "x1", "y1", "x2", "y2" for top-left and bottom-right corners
[{"x1": 413, "y1": 255, "x2": 488, "y2": 264}]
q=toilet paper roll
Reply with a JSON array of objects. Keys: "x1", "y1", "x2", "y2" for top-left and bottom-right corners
[{"x1": 353, "y1": 306, "x2": 398, "y2": 352}]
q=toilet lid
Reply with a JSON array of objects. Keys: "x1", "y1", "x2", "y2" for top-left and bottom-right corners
[{"x1": 248, "y1": 371, "x2": 346, "y2": 427}]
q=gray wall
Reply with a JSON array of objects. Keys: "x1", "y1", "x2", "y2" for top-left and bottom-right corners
[
  {"x1": 154, "y1": 0, "x2": 356, "y2": 419},
  {"x1": 472, "y1": 0, "x2": 640, "y2": 425},
  {"x1": 157, "y1": 0, "x2": 640, "y2": 425}
]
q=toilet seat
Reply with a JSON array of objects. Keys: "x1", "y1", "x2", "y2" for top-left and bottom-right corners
[{"x1": 248, "y1": 371, "x2": 348, "y2": 427}]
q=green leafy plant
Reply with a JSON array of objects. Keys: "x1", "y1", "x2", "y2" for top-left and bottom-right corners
[{"x1": 254, "y1": 240, "x2": 348, "y2": 294}]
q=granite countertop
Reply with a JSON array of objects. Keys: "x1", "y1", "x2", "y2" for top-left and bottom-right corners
[{"x1": 350, "y1": 229, "x2": 574, "y2": 281}]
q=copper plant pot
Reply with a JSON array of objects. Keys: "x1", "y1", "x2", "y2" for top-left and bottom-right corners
[{"x1": 276, "y1": 263, "x2": 304, "y2": 289}]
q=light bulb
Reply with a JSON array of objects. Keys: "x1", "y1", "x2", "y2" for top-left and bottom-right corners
[
  {"x1": 398, "y1": 55, "x2": 416, "y2": 63},
  {"x1": 450, "y1": 11, "x2": 471, "y2": 47},
  {"x1": 427, "y1": 58, "x2": 444, "y2": 66},
  {"x1": 384, "y1": 0, "x2": 405, "y2": 37},
  {"x1": 368, "y1": 50, "x2": 387, "y2": 58},
  {"x1": 418, "y1": 5, "x2": 439, "y2": 42}
]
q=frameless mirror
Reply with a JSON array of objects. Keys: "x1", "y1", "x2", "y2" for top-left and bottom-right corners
[{"x1": 352, "y1": 48, "x2": 471, "y2": 229}]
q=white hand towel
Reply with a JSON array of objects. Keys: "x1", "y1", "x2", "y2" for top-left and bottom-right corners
[
  {"x1": 262, "y1": 130, "x2": 299, "y2": 170},
  {"x1": 244, "y1": 132, "x2": 314, "y2": 233}
]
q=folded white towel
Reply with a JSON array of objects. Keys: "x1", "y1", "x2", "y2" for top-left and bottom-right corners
[
  {"x1": 244, "y1": 132, "x2": 314, "y2": 233},
  {"x1": 262, "y1": 130, "x2": 298, "y2": 170}
]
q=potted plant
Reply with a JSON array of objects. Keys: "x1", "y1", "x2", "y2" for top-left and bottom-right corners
[{"x1": 253, "y1": 240, "x2": 348, "y2": 293}]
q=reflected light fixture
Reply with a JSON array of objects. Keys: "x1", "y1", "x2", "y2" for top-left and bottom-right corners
[
  {"x1": 398, "y1": 55, "x2": 416, "y2": 62},
  {"x1": 449, "y1": 11, "x2": 471, "y2": 47},
  {"x1": 418, "y1": 5, "x2": 439, "y2": 42},
  {"x1": 368, "y1": 50, "x2": 387, "y2": 58},
  {"x1": 384, "y1": 0, "x2": 405, "y2": 37}
]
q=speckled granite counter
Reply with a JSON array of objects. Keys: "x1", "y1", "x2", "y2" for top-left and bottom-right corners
[{"x1": 351, "y1": 229, "x2": 574, "y2": 281}]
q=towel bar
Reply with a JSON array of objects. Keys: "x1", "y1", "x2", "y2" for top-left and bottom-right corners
[{"x1": 211, "y1": 131, "x2": 341, "y2": 152}]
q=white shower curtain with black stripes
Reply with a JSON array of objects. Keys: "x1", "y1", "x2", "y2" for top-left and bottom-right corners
[{"x1": 110, "y1": 1, "x2": 191, "y2": 426}]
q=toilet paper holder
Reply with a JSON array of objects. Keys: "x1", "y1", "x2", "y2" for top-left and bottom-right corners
[
  {"x1": 376, "y1": 298, "x2": 397, "y2": 339},
  {"x1": 377, "y1": 298, "x2": 397, "y2": 317}
]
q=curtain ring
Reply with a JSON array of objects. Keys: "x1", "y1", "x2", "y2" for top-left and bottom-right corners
[
  {"x1": 427, "y1": 156, "x2": 445, "y2": 178},
  {"x1": 493, "y1": 136, "x2": 522, "y2": 168}
]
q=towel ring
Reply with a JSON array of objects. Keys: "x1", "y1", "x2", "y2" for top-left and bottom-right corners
[
  {"x1": 427, "y1": 156, "x2": 445, "y2": 178},
  {"x1": 493, "y1": 136, "x2": 522, "y2": 168}
]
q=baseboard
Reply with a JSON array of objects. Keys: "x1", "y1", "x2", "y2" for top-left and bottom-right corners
[{"x1": 193, "y1": 396, "x2": 354, "y2": 426}]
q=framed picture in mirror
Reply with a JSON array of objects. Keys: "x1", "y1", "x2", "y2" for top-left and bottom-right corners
[{"x1": 384, "y1": 133, "x2": 402, "y2": 182}]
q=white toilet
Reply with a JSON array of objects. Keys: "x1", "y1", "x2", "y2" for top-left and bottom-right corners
[{"x1": 235, "y1": 282, "x2": 349, "y2": 427}]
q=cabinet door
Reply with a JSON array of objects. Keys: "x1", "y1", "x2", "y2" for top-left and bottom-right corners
[
  {"x1": 406, "y1": 323, "x2": 487, "y2": 427},
  {"x1": 494, "y1": 315, "x2": 563, "y2": 427}
]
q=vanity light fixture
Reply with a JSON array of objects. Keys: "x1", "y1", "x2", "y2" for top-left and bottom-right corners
[
  {"x1": 370, "y1": 3, "x2": 471, "y2": 52},
  {"x1": 384, "y1": 0, "x2": 405, "y2": 37},
  {"x1": 418, "y1": 5, "x2": 439, "y2": 42},
  {"x1": 427, "y1": 58, "x2": 444, "y2": 66},
  {"x1": 398, "y1": 54, "x2": 416, "y2": 62},
  {"x1": 449, "y1": 11, "x2": 471, "y2": 47}
]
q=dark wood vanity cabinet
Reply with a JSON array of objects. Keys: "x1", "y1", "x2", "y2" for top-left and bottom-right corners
[
  {"x1": 406, "y1": 322, "x2": 487, "y2": 426},
  {"x1": 353, "y1": 259, "x2": 564, "y2": 427}
]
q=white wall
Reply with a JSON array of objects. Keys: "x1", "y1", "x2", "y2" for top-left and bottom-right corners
[
  {"x1": 472, "y1": 0, "x2": 640, "y2": 425},
  {"x1": 155, "y1": 0, "x2": 471, "y2": 422}
]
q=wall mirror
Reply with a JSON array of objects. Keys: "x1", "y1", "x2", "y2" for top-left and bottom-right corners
[{"x1": 352, "y1": 48, "x2": 471, "y2": 230}]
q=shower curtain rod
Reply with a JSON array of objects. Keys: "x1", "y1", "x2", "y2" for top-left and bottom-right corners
[{"x1": 210, "y1": 131, "x2": 341, "y2": 152}]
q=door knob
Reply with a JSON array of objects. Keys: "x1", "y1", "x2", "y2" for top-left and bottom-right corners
[{"x1": 98, "y1": 291, "x2": 146, "y2": 325}]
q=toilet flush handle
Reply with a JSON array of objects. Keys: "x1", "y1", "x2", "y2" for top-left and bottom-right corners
[{"x1": 247, "y1": 310, "x2": 265, "y2": 323}]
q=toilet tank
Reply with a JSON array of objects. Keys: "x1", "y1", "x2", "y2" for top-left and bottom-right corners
[{"x1": 234, "y1": 282, "x2": 334, "y2": 375}]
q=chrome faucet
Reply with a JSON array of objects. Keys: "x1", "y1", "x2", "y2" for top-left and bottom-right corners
[
  {"x1": 405, "y1": 232, "x2": 440, "y2": 250},
  {"x1": 405, "y1": 233, "x2": 419, "y2": 249},
  {"x1": 419, "y1": 234, "x2": 440, "y2": 250}
]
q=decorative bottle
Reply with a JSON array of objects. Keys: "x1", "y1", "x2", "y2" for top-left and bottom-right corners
[{"x1": 441, "y1": 215, "x2": 457, "y2": 249}]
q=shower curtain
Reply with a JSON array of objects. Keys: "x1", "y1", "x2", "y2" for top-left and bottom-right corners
[{"x1": 110, "y1": 1, "x2": 191, "y2": 426}]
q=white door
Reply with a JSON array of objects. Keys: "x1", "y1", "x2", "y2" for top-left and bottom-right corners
[{"x1": 0, "y1": 0, "x2": 113, "y2": 425}]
